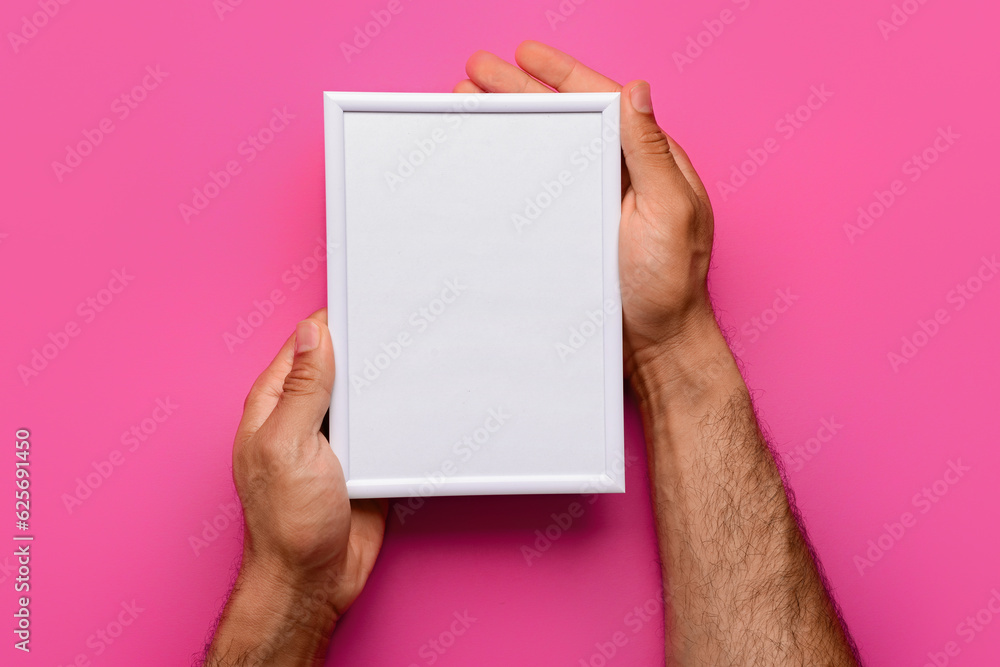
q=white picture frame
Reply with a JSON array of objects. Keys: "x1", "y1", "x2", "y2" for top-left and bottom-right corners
[{"x1": 324, "y1": 91, "x2": 623, "y2": 499}]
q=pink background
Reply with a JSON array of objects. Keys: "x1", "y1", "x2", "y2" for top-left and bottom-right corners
[{"x1": 3, "y1": 0, "x2": 999, "y2": 665}]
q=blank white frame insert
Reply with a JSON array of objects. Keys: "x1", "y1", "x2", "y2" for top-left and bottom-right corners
[{"x1": 324, "y1": 91, "x2": 623, "y2": 499}]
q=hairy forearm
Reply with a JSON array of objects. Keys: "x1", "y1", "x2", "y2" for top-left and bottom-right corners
[
  {"x1": 204, "y1": 555, "x2": 337, "y2": 667},
  {"x1": 631, "y1": 314, "x2": 859, "y2": 666}
]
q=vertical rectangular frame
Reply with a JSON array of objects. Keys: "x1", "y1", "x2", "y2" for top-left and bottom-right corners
[{"x1": 324, "y1": 91, "x2": 623, "y2": 497}]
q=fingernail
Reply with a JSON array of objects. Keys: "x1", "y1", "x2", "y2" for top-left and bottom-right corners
[
  {"x1": 295, "y1": 321, "x2": 319, "y2": 355},
  {"x1": 630, "y1": 82, "x2": 652, "y2": 114}
]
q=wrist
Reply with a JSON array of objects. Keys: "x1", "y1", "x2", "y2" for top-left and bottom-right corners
[
  {"x1": 206, "y1": 553, "x2": 339, "y2": 666},
  {"x1": 628, "y1": 310, "x2": 751, "y2": 479},
  {"x1": 242, "y1": 549, "x2": 349, "y2": 633},
  {"x1": 628, "y1": 309, "x2": 744, "y2": 422}
]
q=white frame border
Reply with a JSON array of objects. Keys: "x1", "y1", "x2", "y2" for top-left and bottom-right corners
[{"x1": 324, "y1": 91, "x2": 624, "y2": 498}]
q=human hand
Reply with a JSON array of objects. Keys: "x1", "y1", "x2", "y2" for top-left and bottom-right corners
[
  {"x1": 206, "y1": 310, "x2": 386, "y2": 666},
  {"x1": 456, "y1": 41, "x2": 719, "y2": 381},
  {"x1": 457, "y1": 44, "x2": 862, "y2": 667}
]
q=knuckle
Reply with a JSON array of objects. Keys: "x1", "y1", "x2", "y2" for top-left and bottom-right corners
[
  {"x1": 282, "y1": 362, "x2": 321, "y2": 397},
  {"x1": 243, "y1": 378, "x2": 263, "y2": 412},
  {"x1": 237, "y1": 445, "x2": 297, "y2": 502},
  {"x1": 673, "y1": 193, "x2": 698, "y2": 221},
  {"x1": 636, "y1": 125, "x2": 671, "y2": 154},
  {"x1": 236, "y1": 426, "x2": 302, "y2": 478},
  {"x1": 234, "y1": 458, "x2": 269, "y2": 508},
  {"x1": 243, "y1": 373, "x2": 279, "y2": 412}
]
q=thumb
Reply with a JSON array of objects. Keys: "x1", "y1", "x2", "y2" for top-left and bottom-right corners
[
  {"x1": 268, "y1": 318, "x2": 335, "y2": 442},
  {"x1": 620, "y1": 80, "x2": 691, "y2": 199}
]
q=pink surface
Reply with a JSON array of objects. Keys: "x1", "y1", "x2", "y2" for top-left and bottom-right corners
[{"x1": 3, "y1": 0, "x2": 998, "y2": 665}]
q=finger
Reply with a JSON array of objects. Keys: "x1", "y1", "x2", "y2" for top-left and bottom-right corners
[
  {"x1": 465, "y1": 50, "x2": 551, "y2": 93},
  {"x1": 237, "y1": 309, "x2": 329, "y2": 445},
  {"x1": 515, "y1": 43, "x2": 708, "y2": 201},
  {"x1": 514, "y1": 40, "x2": 621, "y2": 93},
  {"x1": 512, "y1": 42, "x2": 632, "y2": 195},
  {"x1": 237, "y1": 332, "x2": 295, "y2": 445},
  {"x1": 453, "y1": 79, "x2": 484, "y2": 94},
  {"x1": 352, "y1": 498, "x2": 389, "y2": 524},
  {"x1": 621, "y1": 80, "x2": 709, "y2": 201},
  {"x1": 622, "y1": 82, "x2": 707, "y2": 201},
  {"x1": 263, "y1": 314, "x2": 335, "y2": 444},
  {"x1": 620, "y1": 80, "x2": 693, "y2": 202},
  {"x1": 664, "y1": 136, "x2": 710, "y2": 206}
]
